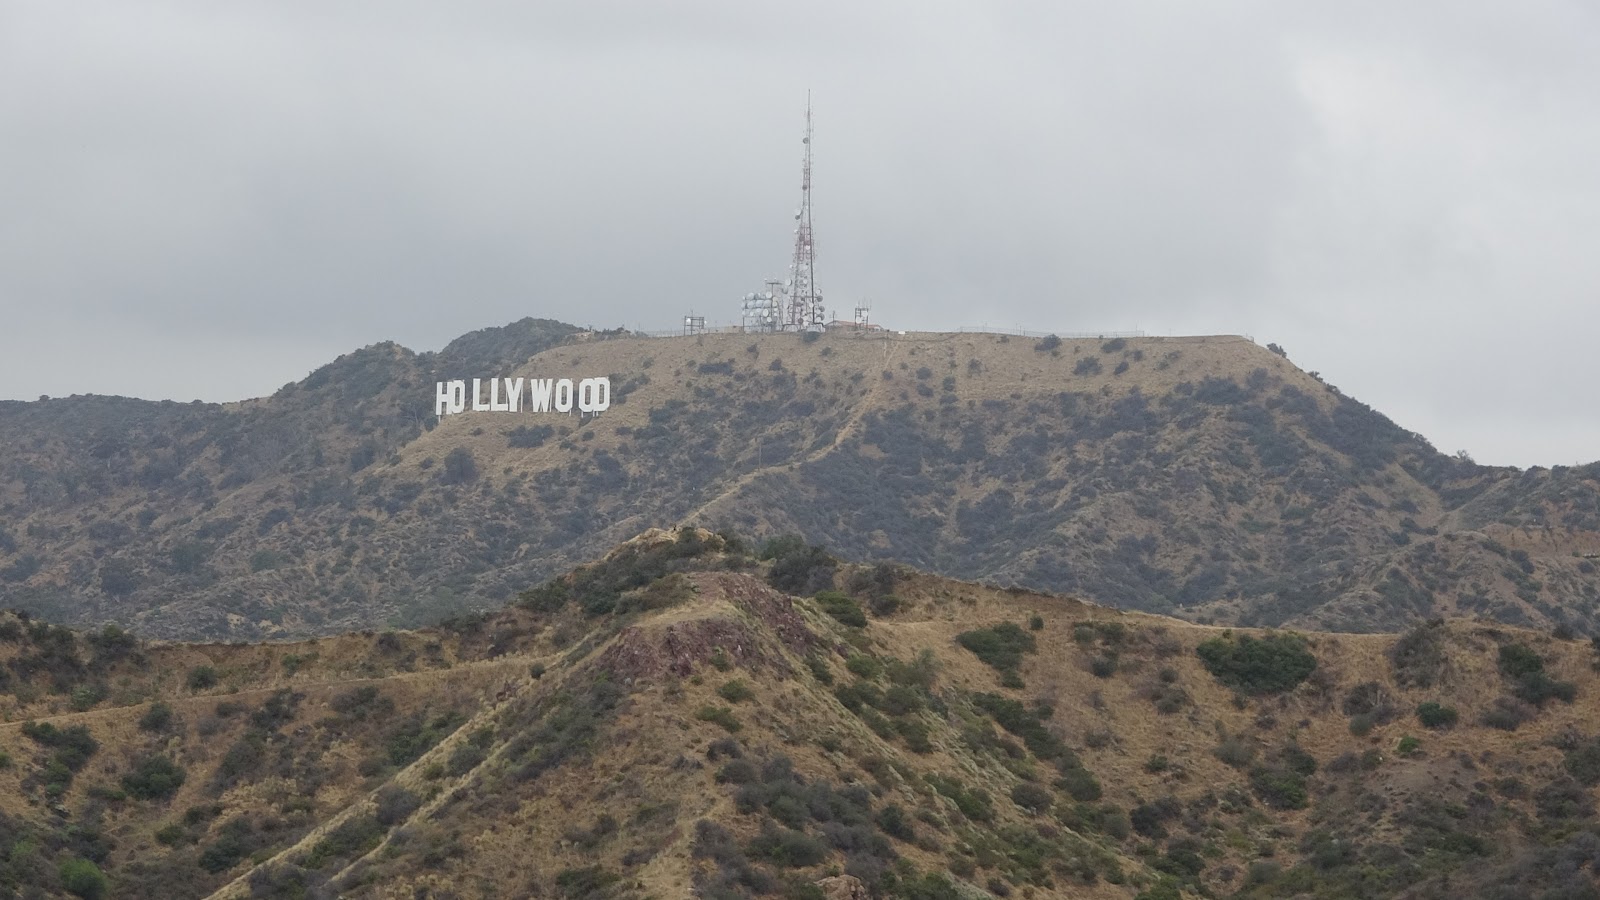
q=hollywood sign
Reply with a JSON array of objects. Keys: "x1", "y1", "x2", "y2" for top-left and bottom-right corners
[{"x1": 434, "y1": 377, "x2": 611, "y2": 416}]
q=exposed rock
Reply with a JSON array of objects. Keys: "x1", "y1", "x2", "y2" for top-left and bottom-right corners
[
  {"x1": 595, "y1": 616, "x2": 766, "y2": 680},
  {"x1": 694, "y1": 572, "x2": 818, "y2": 655},
  {"x1": 815, "y1": 874, "x2": 870, "y2": 900}
]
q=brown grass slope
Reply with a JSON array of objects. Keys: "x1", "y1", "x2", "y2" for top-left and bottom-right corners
[
  {"x1": 4, "y1": 323, "x2": 1600, "y2": 641},
  {"x1": 4, "y1": 533, "x2": 1600, "y2": 898}
]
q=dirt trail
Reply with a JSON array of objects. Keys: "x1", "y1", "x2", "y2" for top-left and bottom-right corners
[
  {"x1": 0, "y1": 652, "x2": 537, "y2": 732},
  {"x1": 680, "y1": 336, "x2": 902, "y2": 524},
  {"x1": 205, "y1": 640, "x2": 581, "y2": 899}
]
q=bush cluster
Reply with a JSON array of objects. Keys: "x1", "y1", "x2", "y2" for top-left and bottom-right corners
[
  {"x1": 956, "y1": 623, "x2": 1037, "y2": 675},
  {"x1": 122, "y1": 753, "x2": 187, "y2": 800},
  {"x1": 1415, "y1": 701, "x2": 1459, "y2": 729},
  {"x1": 761, "y1": 536, "x2": 838, "y2": 596},
  {"x1": 21, "y1": 721, "x2": 98, "y2": 797},
  {"x1": 1196, "y1": 632, "x2": 1317, "y2": 694},
  {"x1": 813, "y1": 591, "x2": 866, "y2": 628},
  {"x1": 1498, "y1": 643, "x2": 1577, "y2": 706}
]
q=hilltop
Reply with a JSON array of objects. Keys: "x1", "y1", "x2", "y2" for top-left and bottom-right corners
[
  {"x1": 2, "y1": 320, "x2": 1599, "y2": 640},
  {"x1": 1, "y1": 532, "x2": 1599, "y2": 898}
]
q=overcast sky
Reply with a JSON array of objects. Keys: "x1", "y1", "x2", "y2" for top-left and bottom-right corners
[{"x1": 3, "y1": 2, "x2": 1597, "y2": 467}]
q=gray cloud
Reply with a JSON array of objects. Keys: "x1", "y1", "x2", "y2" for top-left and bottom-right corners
[{"x1": 2, "y1": 1, "x2": 1597, "y2": 466}]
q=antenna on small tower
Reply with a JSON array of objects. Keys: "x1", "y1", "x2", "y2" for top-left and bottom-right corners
[
  {"x1": 854, "y1": 297, "x2": 872, "y2": 328},
  {"x1": 786, "y1": 92, "x2": 824, "y2": 331}
]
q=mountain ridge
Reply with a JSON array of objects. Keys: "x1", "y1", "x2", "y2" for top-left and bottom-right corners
[
  {"x1": 2, "y1": 319, "x2": 1599, "y2": 640},
  {"x1": 1, "y1": 531, "x2": 1600, "y2": 898}
]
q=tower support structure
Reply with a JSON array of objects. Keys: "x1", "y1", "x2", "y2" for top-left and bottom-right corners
[{"x1": 785, "y1": 96, "x2": 823, "y2": 330}]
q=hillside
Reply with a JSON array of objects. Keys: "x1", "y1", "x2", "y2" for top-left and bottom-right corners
[
  {"x1": 1, "y1": 532, "x2": 1600, "y2": 898},
  {"x1": 3, "y1": 321, "x2": 1600, "y2": 640}
]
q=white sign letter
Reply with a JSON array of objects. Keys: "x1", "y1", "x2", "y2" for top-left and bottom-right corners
[
  {"x1": 505, "y1": 377, "x2": 523, "y2": 413},
  {"x1": 435, "y1": 381, "x2": 452, "y2": 417},
  {"x1": 471, "y1": 378, "x2": 490, "y2": 412},
  {"x1": 489, "y1": 376, "x2": 509, "y2": 412},
  {"x1": 554, "y1": 378, "x2": 574, "y2": 413},
  {"x1": 448, "y1": 380, "x2": 466, "y2": 415},
  {"x1": 578, "y1": 377, "x2": 612, "y2": 413},
  {"x1": 529, "y1": 378, "x2": 554, "y2": 412}
]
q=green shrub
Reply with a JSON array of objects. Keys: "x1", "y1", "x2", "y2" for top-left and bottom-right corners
[
  {"x1": 845, "y1": 655, "x2": 883, "y2": 679},
  {"x1": 306, "y1": 814, "x2": 384, "y2": 869},
  {"x1": 1416, "y1": 701, "x2": 1459, "y2": 729},
  {"x1": 555, "y1": 866, "x2": 621, "y2": 898},
  {"x1": 197, "y1": 819, "x2": 254, "y2": 873},
  {"x1": 1214, "y1": 737, "x2": 1256, "y2": 769},
  {"x1": 70, "y1": 684, "x2": 107, "y2": 711},
  {"x1": 383, "y1": 710, "x2": 467, "y2": 767},
  {"x1": 814, "y1": 591, "x2": 866, "y2": 628},
  {"x1": 697, "y1": 705, "x2": 742, "y2": 733},
  {"x1": 716, "y1": 759, "x2": 759, "y2": 784},
  {"x1": 1029, "y1": 614, "x2": 1044, "y2": 631},
  {"x1": 1396, "y1": 735, "x2": 1421, "y2": 757},
  {"x1": 718, "y1": 680, "x2": 755, "y2": 703},
  {"x1": 925, "y1": 774, "x2": 994, "y2": 822},
  {"x1": 1089, "y1": 655, "x2": 1118, "y2": 678},
  {"x1": 868, "y1": 593, "x2": 902, "y2": 617},
  {"x1": 971, "y1": 693, "x2": 1067, "y2": 763},
  {"x1": 330, "y1": 685, "x2": 392, "y2": 722},
  {"x1": 1249, "y1": 765, "x2": 1308, "y2": 810},
  {"x1": 374, "y1": 785, "x2": 420, "y2": 826},
  {"x1": 765, "y1": 540, "x2": 838, "y2": 596},
  {"x1": 1056, "y1": 767, "x2": 1103, "y2": 802},
  {"x1": 1196, "y1": 632, "x2": 1317, "y2": 694},
  {"x1": 22, "y1": 721, "x2": 98, "y2": 783},
  {"x1": 876, "y1": 803, "x2": 917, "y2": 841},
  {"x1": 1134, "y1": 878, "x2": 1184, "y2": 900},
  {"x1": 1389, "y1": 620, "x2": 1447, "y2": 688},
  {"x1": 1130, "y1": 798, "x2": 1181, "y2": 838},
  {"x1": 805, "y1": 655, "x2": 834, "y2": 685},
  {"x1": 1011, "y1": 782, "x2": 1054, "y2": 814},
  {"x1": 1564, "y1": 739, "x2": 1600, "y2": 786},
  {"x1": 881, "y1": 684, "x2": 924, "y2": 716},
  {"x1": 1341, "y1": 681, "x2": 1397, "y2": 723},
  {"x1": 122, "y1": 754, "x2": 186, "y2": 800},
  {"x1": 1282, "y1": 745, "x2": 1317, "y2": 776},
  {"x1": 441, "y1": 447, "x2": 478, "y2": 485},
  {"x1": 896, "y1": 719, "x2": 934, "y2": 754},
  {"x1": 956, "y1": 623, "x2": 1037, "y2": 673},
  {"x1": 1481, "y1": 697, "x2": 1535, "y2": 731},
  {"x1": 887, "y1": 652, "x2": 938, "y2": 689},
  {"x1": 59, "y1": 858, "x2": 108, "y2": 900},
  {"x1": 447, "y1": 743, "x2": 487, "y2": 776},
  {"x1": 186, "y1": 665, "x2": 219, "y2": 690},
  {"x1": 1499, "y1": 643, "x2": 1545, "y2": 679},
  {"x1": 139, "y1": 701, "x2": 174, "y2": 733},
  {"x1": 1512, "y1": 670, "x2": 1577, "y2": 706},
  {"x1": 747, "y1": 824, "x2": 828, "y2": 868}
]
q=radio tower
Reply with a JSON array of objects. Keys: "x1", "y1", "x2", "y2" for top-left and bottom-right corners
[{"x1": 786, "y1": 94, "x2": 824, "y2": 330}]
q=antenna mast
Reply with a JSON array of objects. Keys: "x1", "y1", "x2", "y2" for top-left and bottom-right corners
[{"x1": 786, "y1": 94, "x2": 823, "y2": 330}]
